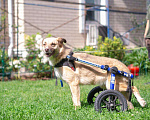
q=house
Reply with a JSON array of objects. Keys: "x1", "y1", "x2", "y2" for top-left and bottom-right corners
[{"x1": 0, "y1": 0, "x2": 148, "y2": 57}]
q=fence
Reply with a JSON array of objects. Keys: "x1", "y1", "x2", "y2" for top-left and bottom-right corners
[
  {"x1": 0, "y1": 45, "x2": 150, "y2": 81},
  {"x1": 0, "y1": 46, "x2": 53, "y2": 81},
  {"x1": 0, "y1": 0, "x2": 150, "y2": 81},
  {"x1": 0, "y1": 47, "x2": 12, "y2": 81}
]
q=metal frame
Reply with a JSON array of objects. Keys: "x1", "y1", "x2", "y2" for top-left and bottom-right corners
[{"x1": 66, "y1": 55, "x2": 133, "y2": 90}]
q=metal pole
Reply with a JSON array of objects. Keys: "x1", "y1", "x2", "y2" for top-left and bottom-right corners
[
  {"x1": 84, "y1": 9, "x2": 86, "y2": 47},
  {"x1": 3, "y1": 0, "x2": 6, "y2": 46},
  {"x1": 107, "y1": 0, "x2": 110, "y2": 38},
  {"x1": 17, "y1": 0, "x2": 19, "y2": 58},
  {"x1": 2, "y1": 48, "x2": 5, "y2": 81}
]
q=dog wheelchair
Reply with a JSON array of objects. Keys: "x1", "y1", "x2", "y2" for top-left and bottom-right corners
[{"x1": 67, "y1": 54, "x2": 133, "y2": 113}]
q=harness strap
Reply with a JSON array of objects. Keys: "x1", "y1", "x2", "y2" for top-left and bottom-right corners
[
  {"x1": 54, "y1": 51, "x2": 76, "y2": 87},
  {"x1": 54, "y1": 51, "x2": 75, "y2": 71}
]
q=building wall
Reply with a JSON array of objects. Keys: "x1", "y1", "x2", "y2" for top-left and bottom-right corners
[
  {"x1": 24, "y1": 0, "x2": 85, "y2": 48},
  {"x1": 109, "y1": 0, "x2": 146, "y2": 48},
  {"x1": 1, "y1": 0, "x2": 147, "y2": 50}
]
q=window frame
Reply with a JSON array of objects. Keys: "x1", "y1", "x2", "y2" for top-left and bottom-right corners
[{"x1": 85, "y1": 0, "x2": 101, "y2": 22}]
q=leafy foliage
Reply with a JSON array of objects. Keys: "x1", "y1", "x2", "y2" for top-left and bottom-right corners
[
  {"x1": 21, "y1": 34, "x2": 52, "y2": 77},
  {"x1": 0, "y1": 48, "x2": 12, "y2": 73},
  {"x1": 1, "y1": 33, "x2": 53, "y2": 79},
  {"x1": 76, "y1": 36, "x2": 126, "y2": 61},
  {"x1": 97, "y1": 36, "x2": 126, "y2": 60},
  {"x1": 122, "y1": 47, "x2": 150, "y2": 71},
  {"x1": 0, "y1": 15, "x2": 7, "y2": 41}
]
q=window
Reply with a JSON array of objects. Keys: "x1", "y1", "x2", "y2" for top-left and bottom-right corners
[
  {"x1": 85, "y1": 0, "x2": 101, "y2": 22},
  {"x1": 87, "y1": 24, "x2": 97, "y2": 46},
  {"x1": 85, "y1": 0, "x2": 95, "y2": 21},
  {"x1": 85, "y1": 0, "x2": 101, "y2": 46},
  {"x1": 79, "y1": 0, "x2": 101, "y2": 33}
]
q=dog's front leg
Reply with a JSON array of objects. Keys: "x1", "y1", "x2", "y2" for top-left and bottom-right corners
[
  {"x1": 68, "y1": 76, "x2": 80, "y2": 110},
  {"x1": 69, "y1": 84, "x2": 80, "y2": 110}
]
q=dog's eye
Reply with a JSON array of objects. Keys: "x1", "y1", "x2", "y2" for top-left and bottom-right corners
[
  {"x1": 51, "y1": 43, "x2": 56, "y2": 47},
  {"x1": 43, "y1": 42, "x2": 46, "y2": 46}
]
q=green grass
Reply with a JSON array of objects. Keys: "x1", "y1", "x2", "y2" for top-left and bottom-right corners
[{"x1": 0, "y1": 75, "x2": 150, "y2": 120}]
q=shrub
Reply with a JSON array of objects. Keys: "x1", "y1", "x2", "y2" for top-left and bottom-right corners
[
  {"x1": 76, "y1": 36, "x2": 126, "y2": 61},
  {"x1": 18, "y1": 33, "x2": 53, "y2": 78},
  {"x1": 97, "y1": 36, "x2": 126, "y2": 60},
  {"x1": 122, "y1": 47, "x2": 150, "y2": 71},
  {"x1": 0, "y1": 48, "x2": 12, "y2": 73}
]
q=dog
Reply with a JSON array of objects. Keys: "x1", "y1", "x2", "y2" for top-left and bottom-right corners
[{"x1": 42, "y1": 37, "x2": 146, "y2": 110}]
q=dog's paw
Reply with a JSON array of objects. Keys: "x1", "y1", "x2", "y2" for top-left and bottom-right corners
[
  {"x1": 74, "y1": 106, "x2": 81, "y2": 110},
  {"x1": 139, "y1": 98, "x2": 147, "y2": 107},
  {"x1": 73, "y1": 103, "x2": 81, "y2": 110},
  {"x1": 127, "y1": 102, "x2": 134, "y2": 110}
]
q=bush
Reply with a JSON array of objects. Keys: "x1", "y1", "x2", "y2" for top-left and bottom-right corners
[
  {"x1": 18, "y1": 33, "x2": 53, "y2": 78},
  {"x1": 97, "y1": 36, "x2": 126, "y2": 60},
  {"x1": 122, "y1": 47, "x2": 150, "y2": 71},
  {"x1": 0, "y1": 48, "x2": 12, "y2": 73},
  {"x1": 76, "y1": 36, "x2": 126, "y2": 61}
]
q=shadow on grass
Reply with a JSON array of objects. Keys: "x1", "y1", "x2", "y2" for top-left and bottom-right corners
[{"x1": 81, "y1": 101, "x2": 94, "y2": 109}]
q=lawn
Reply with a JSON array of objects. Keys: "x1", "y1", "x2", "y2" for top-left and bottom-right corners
[{"x1": 0, "y1": 75, "x2": 150, "y2": 120}]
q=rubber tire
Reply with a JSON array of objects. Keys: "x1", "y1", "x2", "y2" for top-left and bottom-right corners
[
  {"x1": 87, "y1": 86, "x2": 103, "y2": 104},
  {"x1": 94, "y1": 90, "x2": 128, "y2": 113}
]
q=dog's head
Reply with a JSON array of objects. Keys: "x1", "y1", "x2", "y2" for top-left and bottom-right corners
[{"x1": 42, "y1": 37, "x2": 66, "y2": 57}]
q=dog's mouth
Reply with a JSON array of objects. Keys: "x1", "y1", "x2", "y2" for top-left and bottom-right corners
[{"x1": 45, "y1": 50, "x2": 55, "y2": 57}]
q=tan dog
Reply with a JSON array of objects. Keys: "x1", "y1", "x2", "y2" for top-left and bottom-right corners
[{"x1": 42, "y1": 37, "x2": 146, "y2": 110}]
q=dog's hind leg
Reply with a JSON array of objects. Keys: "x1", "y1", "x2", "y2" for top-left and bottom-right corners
[
  {"x1": 121, "y1": 91, "x2": 134, "y2": 110},
  {"x1": 131, "y1": 86, "x2": 146, "y2": 107},
  {"x1": 115, "y1": 81, "x2": 134, "y2": 109}
]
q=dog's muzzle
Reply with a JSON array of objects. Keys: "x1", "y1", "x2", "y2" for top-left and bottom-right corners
[{"x1": 44, "y1": 48, "x2": 55, "y2": 57}]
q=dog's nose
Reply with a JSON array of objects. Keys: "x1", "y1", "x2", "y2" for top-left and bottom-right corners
[{"x1": 45, "y1": 48, "x2": 49, "y2": 52}]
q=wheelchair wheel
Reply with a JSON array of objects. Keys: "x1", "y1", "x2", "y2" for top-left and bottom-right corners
[
  {"x1": 94, "y1": 90, "x2": 128, "y2": 113},
  {"x1": 87, "y1": 86, "x2": 103, "y2": 104}
]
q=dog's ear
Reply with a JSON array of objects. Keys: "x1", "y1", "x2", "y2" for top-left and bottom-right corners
[{"x1": 57, "y1": 37, "x2": 67, "y2": 44}]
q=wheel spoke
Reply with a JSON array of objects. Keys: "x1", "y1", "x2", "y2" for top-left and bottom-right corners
[
  {"x1": 102, "y1": 99, "x2": 108, "y2": 105},
  {"x1": 109, "y1": 96, "x2": 111, "y2": 103},
  {"x1": 101, "y1": 106, "x2": 107, "y2": 108},
  {"x1": 108, "y1": 95, "x2": 122, "y2": 111},
  {"x1": 113, "y1": 96, "x2": 118, "y2": 102},
  {"x1": 115, "y1": 108, "x2": 120, "y2": 112},
  {"x1": 115, "y1": 103, "x2": 123, "y2": 106}
]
